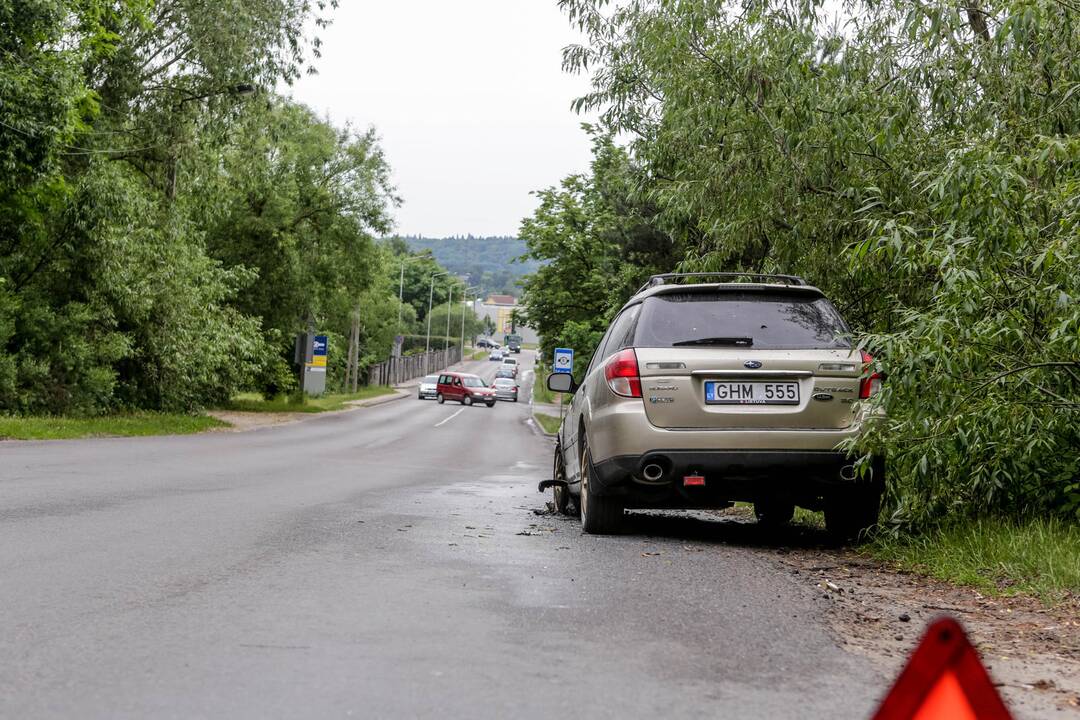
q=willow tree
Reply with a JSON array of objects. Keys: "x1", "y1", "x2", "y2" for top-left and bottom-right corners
[{"x1": 558, "y1": 0, "x2": 1080, "y2": 522}]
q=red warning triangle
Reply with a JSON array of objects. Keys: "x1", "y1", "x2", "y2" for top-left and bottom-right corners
[{"x1": 873, "y1": 616, "x2": 1013, "y2": 720}]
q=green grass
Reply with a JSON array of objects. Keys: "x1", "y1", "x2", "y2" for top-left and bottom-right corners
[
  {"x1": 533, "y1": 412, "x2": 562, "y2": 435},
  {"x1": 470, "y1": 348, "x2": 488, "y2": 360},
  {"x1": 0, "y1": 413, "x2": 227, "y2": 441},
  {"x1": 869, "y1": 517, "x2": 1080, "y2": 603},
  {"x1": 793, "y1": 507, "x2": 826, "y2": 529},
  {"x1": 532, "y1": 368, "x2": 564, "y2": 407},
  {"x1": 221, "y1": 386, "x2": 396, "y2": 413}
]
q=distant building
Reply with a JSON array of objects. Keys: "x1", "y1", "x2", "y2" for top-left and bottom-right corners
[{"x1": 473, "y1": 295, "x2": 537, "y2": 345}]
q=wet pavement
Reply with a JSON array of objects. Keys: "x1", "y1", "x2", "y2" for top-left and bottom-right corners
[{"x1": 0, "y1": 351, "x2": 885, "y2": 718}]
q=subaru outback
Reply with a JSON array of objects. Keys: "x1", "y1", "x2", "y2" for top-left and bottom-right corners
[{"x1": 542, "y1": 273, "x2": 884, "y2": 539}]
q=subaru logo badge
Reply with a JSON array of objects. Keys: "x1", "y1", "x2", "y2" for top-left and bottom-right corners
[{"x1": 744, "y1": 360, "x2": 762, "y2": 369}]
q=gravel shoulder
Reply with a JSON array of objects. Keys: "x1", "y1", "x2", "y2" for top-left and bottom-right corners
[
  {"x1": 782, "y1": 547, "x2": 1080, "y2": 717},
  {"x1": 683, "y1": 507, "x2": 1080, "y2": 718}
]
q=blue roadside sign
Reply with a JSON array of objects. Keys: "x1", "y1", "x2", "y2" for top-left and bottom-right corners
[
  {"x1": 554, "y1": 347, "x2": 573, "y2": 374},
  {"x1": 311, "y1": 335, "x2": 328, "y2": 368}
]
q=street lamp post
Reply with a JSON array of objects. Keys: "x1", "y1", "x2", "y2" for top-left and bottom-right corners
[
  {"x1": 425, "y1": 271, "x2": 449, "y2": 354},
  {"x1": 460, "y1": 285, "x2": 478, "y2": 359},
  {"x1": 444, "y1": 285, "x2": 454, "y2": 353},
  {"x1": 397, "y1": 254, "x2": 426, "y2": 341}
]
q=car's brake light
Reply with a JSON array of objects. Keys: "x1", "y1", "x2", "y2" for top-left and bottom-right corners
[
  {"x1": 604, "y1": 348, "x2": 642, "y2": 398},
  {"x1": 859, "y1": 350, "x2": 883, "y2": 399}
]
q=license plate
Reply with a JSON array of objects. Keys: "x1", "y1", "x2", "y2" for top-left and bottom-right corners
[{"x1": 704, "y1": 381, "x2": 800, "y2": 405}]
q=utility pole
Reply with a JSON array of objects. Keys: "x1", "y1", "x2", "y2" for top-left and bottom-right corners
[
  {"x1": 344, "y1": 307, "x2": 360, "y2": 393},
  {"x1": 350, "y1": 311, "x2": 361, "y2": 392}
]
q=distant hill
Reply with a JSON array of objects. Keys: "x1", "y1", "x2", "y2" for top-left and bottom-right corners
[{"x1": 403, "y1": 235, "x2": 538, "y2": 298}]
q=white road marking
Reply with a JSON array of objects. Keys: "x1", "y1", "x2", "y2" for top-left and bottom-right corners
[{"x1": 434, "y1": 408, "x2": 465, "y2": 428}]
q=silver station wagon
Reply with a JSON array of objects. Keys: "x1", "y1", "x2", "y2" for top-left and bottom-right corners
[{"x1": 542, "y1": 273, "x2": 885, "y2": 538}]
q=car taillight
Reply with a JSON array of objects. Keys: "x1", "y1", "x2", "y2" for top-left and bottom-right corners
[
  {"x1": 604, "y1": 348, "x2": 642, "y2": 398},
  {"x1": 859, "y1": 350, "x2": 883, "y2": 399}
]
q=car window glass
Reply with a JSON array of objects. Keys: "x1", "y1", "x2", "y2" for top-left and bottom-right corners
[
  {"x1": 635, "y1": 291, "x2": 852, "y2": 349},
  {"x1": 602, "y1": 305, "x2": 640, "y2": 361},
  {"x1": 585, "y1": 325, "x2": 616, "y2": 376}
]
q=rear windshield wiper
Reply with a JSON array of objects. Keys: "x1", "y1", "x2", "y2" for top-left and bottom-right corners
[{"x1": 671, "y1": 336, "x2": 754, "y2": 347}]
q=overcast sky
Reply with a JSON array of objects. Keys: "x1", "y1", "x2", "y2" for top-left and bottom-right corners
[{"x1": 287, "y1": 1, "x2": 595, "y2": 238}]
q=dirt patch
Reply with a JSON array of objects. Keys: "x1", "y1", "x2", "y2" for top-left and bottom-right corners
[
  {"x1": 779, "y1": 548, "x2": 1080, "y2": 718},
  {"x1": 204, "y1": 410, "x2": 308, "y2": 432}
]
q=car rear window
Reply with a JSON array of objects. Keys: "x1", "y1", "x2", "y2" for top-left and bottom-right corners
[
  {"x1": 495, "y1": 378, "x2": 514, "y2": 387},
  {"x1": 635, "y1": 291, "x2": 851, "y2": 350}
]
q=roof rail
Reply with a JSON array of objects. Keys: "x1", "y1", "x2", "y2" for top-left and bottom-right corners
[{"x1": 637, "y1": 272, "x2": 808, "y2": 294}]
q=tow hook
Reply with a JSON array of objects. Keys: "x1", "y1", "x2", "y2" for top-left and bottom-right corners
[{"x1": 537, "y1": 479, "x2": 569, "y2": 494}]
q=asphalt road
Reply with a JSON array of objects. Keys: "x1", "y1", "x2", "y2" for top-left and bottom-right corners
[{"x1": 0, "y1": 350, "x2": 885, "y2": 718}]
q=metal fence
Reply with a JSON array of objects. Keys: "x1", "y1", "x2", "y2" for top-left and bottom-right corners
[{"x1": 364, "y1": 346, "x2": 463, "y2": 387}]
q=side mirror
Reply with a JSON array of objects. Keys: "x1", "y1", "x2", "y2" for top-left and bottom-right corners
[{"x1": 547, "y1": 373, "x2": 577, "y2": 394}]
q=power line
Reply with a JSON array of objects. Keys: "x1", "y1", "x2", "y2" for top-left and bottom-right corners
[{"x1": 0, "y1": 117, "x2": 166, "y2": 156}]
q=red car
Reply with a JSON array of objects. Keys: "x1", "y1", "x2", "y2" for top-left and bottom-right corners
[{"x1": 436, "y1": 372, "x2": 496, "y2": 407}]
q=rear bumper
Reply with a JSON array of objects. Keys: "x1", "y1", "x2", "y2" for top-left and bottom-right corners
[
  {"x1": 494, "y1": 391, "x2": 518, "y2": 401},
  {"x1": 587, "y1": 401, "x2": 873, "y2": 460},
  {"x1": 590, "y1": 450, "x2": 882, "y2": 508}
]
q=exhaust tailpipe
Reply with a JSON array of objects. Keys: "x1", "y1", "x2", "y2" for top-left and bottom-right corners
[
  {"x1": 642, "y1": 463, "x2": 665, "y2": 482},
  {"x1": 840, "y1": 464, "x2": 857, "y2": 482}
]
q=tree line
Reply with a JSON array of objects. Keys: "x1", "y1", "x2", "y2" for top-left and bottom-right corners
[
  {"x1": 520, "y1": 0, "x2": 1080, "y2": 526},
  {"x1": 402, "y1": 235, "x2": 539, "y2": 298},
  {"x1": 0, "y1": 1, "x2": 477, "y2": 415}
]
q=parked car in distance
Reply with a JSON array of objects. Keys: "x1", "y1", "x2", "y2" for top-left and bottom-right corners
[
  {"x1": 491, "y1": 377, "x2": 519, "y2": 402},
  {"x1": 489, "y1": 349, "x2": 504, "y2": 361},
  {"x1": 475, "y1": 337, "x2": 496, "y2": 349},
  {"x1": 543, "y1": 272, "x2": 885, "y2": 540},
  {"x1": 436, "y1": 372, "x2": 496, "y2": 407},
  {"x1": 417, "y1": 374, "x2": 439, "y2": 400}
]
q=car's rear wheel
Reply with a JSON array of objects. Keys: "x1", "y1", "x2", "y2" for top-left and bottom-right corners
[
  {"x1": 579, "y1": 439, "x2": 624, "y2": 534},
  {"x1": 436, "y1": 393, "x2": 445, "y2": 404},
  {"x1": 754, "y1": 499, "x2": 795, "y2": 527}
]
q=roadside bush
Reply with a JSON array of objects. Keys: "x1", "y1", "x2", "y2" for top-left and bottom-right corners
[{"x1": 540, "y1": 0, "x2": 1080, "y2": 525}]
